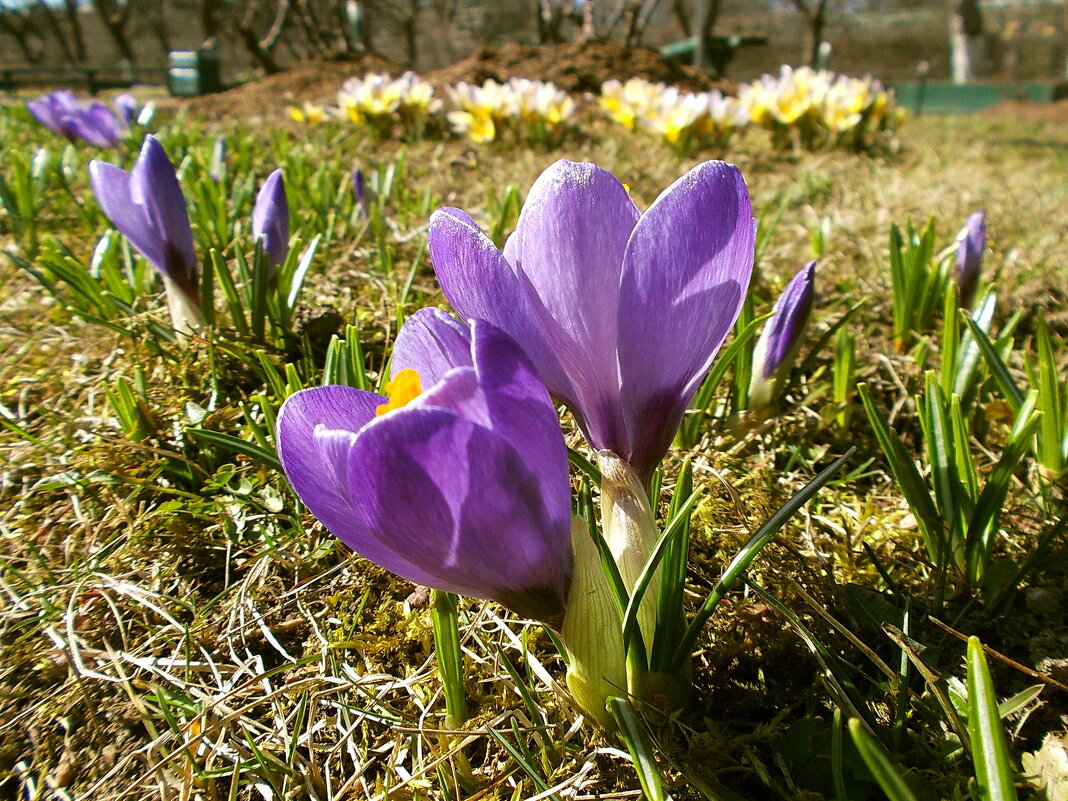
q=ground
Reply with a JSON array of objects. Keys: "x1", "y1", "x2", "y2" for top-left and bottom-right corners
[{"x1": 1, "y1": 59, "x2": 1067, "y2": 801}]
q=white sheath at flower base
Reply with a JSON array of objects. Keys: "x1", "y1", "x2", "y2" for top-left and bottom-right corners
[
  {"x1": 562, "y1": 451, "x2": 660, "y2": 728},
  {"x1": 163, "y1": 276, "x2": 203, "y2": 337}
]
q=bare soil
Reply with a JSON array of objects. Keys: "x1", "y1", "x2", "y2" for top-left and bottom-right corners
[
  {"x1": 170, "y1": 41, "x2": 732, "y2": 124},
  {"x1": 423, "y1": 40, "x2": 731, "y2": 94}
]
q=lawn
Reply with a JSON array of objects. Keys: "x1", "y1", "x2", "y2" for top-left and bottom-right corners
[{"x1": 0, "y1": 97, "x2": 1066, "y2": 801}]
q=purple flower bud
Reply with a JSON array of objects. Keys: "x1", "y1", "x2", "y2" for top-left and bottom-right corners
[
  {"x1": 89, "y1": 136, "x2": 200, "y2": 331},
  {"x1": 749, "y1": 260, "x2": 816, "y2": 407},
  {"x1": 352, "y1": 167, "x2": 366, "y2": 217},
  {"x1": 113, "y1": 93, "x2": 139, "y2": 126},
  {"x1": 956, "y1": 210, "x2": 985, "y2": 309},
  {"x1": 276, "y1": 314, "x2": 573, "y2": 628},
  {"x1": 252, "y1": 169, "x2": 289, "y2": 267}
]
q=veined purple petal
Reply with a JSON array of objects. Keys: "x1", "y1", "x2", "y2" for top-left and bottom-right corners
[
  {"x1": 347, "y1": 408, "x2": 570, "y2": 625},
  {"x1": 616, "y1": 160, "x2": 755, "y2": 481},
  {"x1": 508, "y1": 160, "x2": 639, "y2": 454},
  {"x1": 130, "y1": 136, "x2": 197, "y2": 297},
  {"x1": 277, "y1": 385, "x2": 448, "y2": 586},
  {"x1": 89, "y1": 161, "x2": 165, "y2": 270},
  {"x1": 956, "y1": 210, "x2": 985, "y2": 309},
  {"x1": 67, "y1": 104, "x2": 123, "y2": 148},
  {"x1": 465, "y1": 320, "x2": 572, "y2": 531},
  {"x1": 391, "y1": 308, "x2": 472, "y2": 386},
  {"x1": 761, "y1": 260, "x2": 816, "y2": 378},
  {"x1": 428, "y1": 207, "x2": 572, "y2": 405},
  {"x1": 252, "y1": 169, "x2": 289, "y2": 267}
]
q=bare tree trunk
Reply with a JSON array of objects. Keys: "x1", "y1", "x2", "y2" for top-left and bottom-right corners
[
  {"x1": 692, "y1": 0, "x2": 724, "y2": 69},
  {"x1": 145, "y1": 1, "x2": 173, "y2": 61},
  {"x1": 692, "y1": 0, "x2": 710, "y2": 69},
  {"x1": 34, "y1": 0, "x2": 76, "y2": 65},
  {"x1": 95, "y1": 0, "x2": 137, "y2": 68},
  {"x1": 237, "y1": 0, "x2": 291, "y2": 74},
  {"x1": 536, "y1": 0, "x2": 565, "y2": 44},
  {"x1": 789, "y1": 0, "x2": 830, "y2": 66},
  {"x1": 201, "y1": 0, "x2": 221, "y2": 48},
  {"x1": 63, "y1": 0, "x2": 87, "y2": 63},
  {"x1": 0, "y1": 9, "x2": 46, "y2": 64},
  {"x1": 671, "y1": 0, "x2": 690, "y2": 36},
  {"x1": 400, "y1": 0, "x2": 417, "y2": 63}
]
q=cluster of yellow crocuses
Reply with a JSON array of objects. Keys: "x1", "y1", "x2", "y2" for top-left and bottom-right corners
[
  {"x1": 598, "y1": 78, "x2": 749, "y2": 149},
  {"x1": 286, "y1": 66, "x2": 901, "y2": 151},
  {"x1": 447, "y1": 78, "x2": 576, "y2": 145},
  {"x1": 738, "y1": 65, "x2": 904, "y2": 149}
]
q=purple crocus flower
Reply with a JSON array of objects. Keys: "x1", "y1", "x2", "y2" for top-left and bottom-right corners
[
  {"x1": 26, "y1": 90, "x2": 80, "y2": 140},
  {"x1": 26, "y1": 90, "x2": 123, "y2": 148},
  {"x1": 352, "y1": 167, "x2": 366, "y2": 217},
  {"x1": 748, "y1": 260, "x2": 816, "y2": 408},
  {"x1": 427, "y1": 159, "x2": 756, "y2": 483},
  {"x1": 276, "y1": 312, "x2": 574, "y2": 628},
  {"x1": 88, "y1": 135, "x2": 201, "y2": 333},
  {"x1": 956, "y1": 210, "x2": 985, "y2": 309},
  {"x1": 252, "y1": 169, "x2": 289, "y2": 267}
]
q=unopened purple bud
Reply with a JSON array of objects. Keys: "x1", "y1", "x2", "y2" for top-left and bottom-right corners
[
  {"x1": 252, "y1": 169, "x2": 289, "y2": 267},
  {"x1": 762, "y1": 260, "x2": 816, "y2": 379},
  {"x1": 88, "y1": 135, "x2": 201, "y2": 333},
  {"x1": 749, "y1": 260, "x2": 816, "y2": 407},
  {"x1": 113, "y1": 93, "x2": 139, "y2": 126},
  {"x1": 956, "y1": 210, "x2": 985, "y2": 309},
  {"x1": 352, "y1": 167, "x2": 366, "y2": 217}
]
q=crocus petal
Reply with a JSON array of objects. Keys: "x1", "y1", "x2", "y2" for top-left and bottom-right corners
[
  {"x1": 347, "y1": 407, "x2": 570, "y2": 625},
  {"x1": 130, "y1": 136, "x2": 197, "y2": 295},
  {"x1": 616, "y1": 160, "x2": 755, "y2": 479},
  {"x1": 465, "y1": 320, "x2": 572, "y2": 534},
  {"x1": 508, "y1": 160, "x2": 640, "y2": 452},
  {"x1": 89, "y1": 161, "x2": 165, "y2": 270},
  {"x1": 252, "y1": 169, "x2": 289, "y2": 267},
  {"x1": 67, "y1": 104, "x2": 123, "y2": 148},
  {"x1": 26, "y1": 98, "x2": 66, "y2": 136},
  {"x1": 956, "y1": 210, "x2": 985, "y2": 308},
  {"x1": 428, "y1": 207, "x2": 571, "y2": 404},
  {"x1": 762, "y1": 260, "x2": 816, "y2": 378},
  {"x1": 27, "y1": 90, "x2": 79, "y2": 138},
  {"x1": 391, "y1": 308, "x2": 472, "y2": 386},
  {"x1": 277, "y1": 384, "x2": 444, "y2": 586}
]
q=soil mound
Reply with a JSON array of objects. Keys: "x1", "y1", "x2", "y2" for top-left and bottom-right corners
[
  {"x1": 426, "y1": 40, "x2": 731, "y2": 94},
  {"x1": 179, "y1": 53, "x2": 397, "y2": 122},
  {"x1": 173, "y1": 41, "x2": 733, "y2": 123}
]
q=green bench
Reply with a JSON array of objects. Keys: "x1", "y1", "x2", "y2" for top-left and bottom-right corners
[{"x1": 660, "y1": 34, "x2": 768, "y2": 78}]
